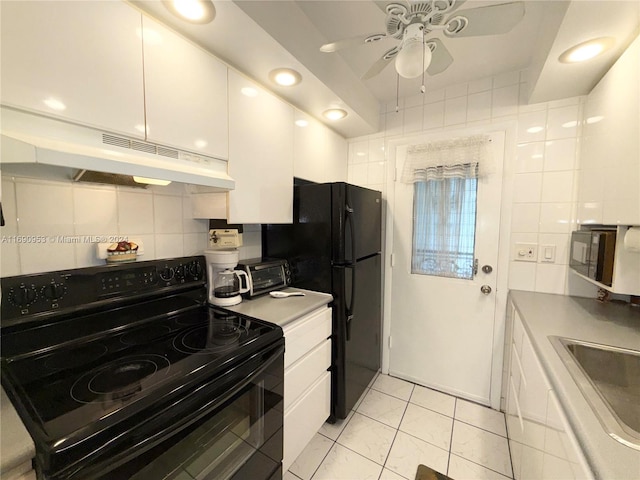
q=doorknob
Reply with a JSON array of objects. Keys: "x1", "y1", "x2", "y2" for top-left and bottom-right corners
[
  {"x1": 480, "y1": 285, "x2": 492, "y2": 295},
  {"x1": 482, "y1": 265, "x2": 493, "y2": 274}
]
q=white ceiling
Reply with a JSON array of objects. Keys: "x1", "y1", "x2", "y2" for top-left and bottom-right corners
[{"x1": 131, "y1": 1, "x2": 640, "y2": 139}]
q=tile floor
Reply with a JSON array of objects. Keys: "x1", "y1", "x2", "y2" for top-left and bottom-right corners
[{"x1": 285, "y1": 373, "x2": 513, "y2": 480}]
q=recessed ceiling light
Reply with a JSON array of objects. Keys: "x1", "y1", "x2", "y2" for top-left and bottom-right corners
[
  {"x1": 323, "y1": 108, "x2": 348, "y2": 121},
  {"x1": 295, "y1": 119, "x2": 309, "y2": 127},
  {"x1": 269, "y1": 68, "x2": 302, "y2": 87},
  {"x1": 163, "y1": 0, "x2": 216, "y2": 24},
  {"x1": 559, "y1": 37, "x2": 615, "y2": 63}
]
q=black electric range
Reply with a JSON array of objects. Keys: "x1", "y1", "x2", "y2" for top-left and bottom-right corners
[{"x1": 1, "y1": 256, "x2": 284, "y2": 480}]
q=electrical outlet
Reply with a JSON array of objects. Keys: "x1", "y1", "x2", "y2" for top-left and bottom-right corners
[{"x1": 514, "y1": 242, "x2": 538, "y2": 262}]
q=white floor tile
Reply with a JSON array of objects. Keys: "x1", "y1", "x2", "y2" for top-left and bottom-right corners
[
  {"x1": 371, "y1": 374, "x2": 415, "y2": 401},
  {"x1": 409, "y1": 385, "x2": 456, "y2": 417},
  {"x1": 455, "y1": 399, "x2": 507, "y2": 437},
  {"x1": 284, "y1": 472, "x2": 303, "y2": 480},
  {"x1": 384, "y1": 431, "x2": 449, "y2": 480},
  {"x1": 357, "y1": 389, "x2": 408, "y2": 429},
  {"x1": 318, "y1": 410, "x2": 354, "y2": 441},
  {"x1": 336, "y1": 412, "x2": 396, "y2": 465},
  {"x1": 289, "y1": 433, "x2": 334, "y2": 480},
  {"x1": 399, "y1": 403, "x2": 453, "y2": 451},
  {"x1": 379, "y1": 468, "x2": 409, "y2": 480},
  {"x1": 356, "y1": 390, "x2": 407, "y2": 428},
  {"x1": 450, "y1": 421, "x2": 513, "y2": 478},
  {"x1": 448, "y1": 454, "x2": 513, "y2": 479},
  {"x1": 312, "y1": 443, "x2": 383, "y2": 480}
]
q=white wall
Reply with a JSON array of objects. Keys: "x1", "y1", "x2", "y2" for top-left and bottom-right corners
[
  {"x1": 347, "y1": 70, "x2": 597, "y2": 297},
  {"x1": 0, "y1": 174, "x2": 210, "y2": 276}
]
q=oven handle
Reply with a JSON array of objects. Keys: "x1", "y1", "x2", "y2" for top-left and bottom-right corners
[{"x1": 62, "y1": 340, "x2": 285, "y2": 480}]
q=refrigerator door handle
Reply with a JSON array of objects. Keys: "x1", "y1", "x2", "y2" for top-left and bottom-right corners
[
  {"x1": 345, "y1": 202, "x2": 356, "y2": 265},
  {"x1": 345, "y1": 263, "x2": 356, "y2": 341}
]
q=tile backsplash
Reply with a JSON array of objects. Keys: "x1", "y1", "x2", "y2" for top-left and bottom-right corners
[
  {"x1": 0, "y1": 174, "x2": 260, "y2": 276},
  {"x1": 347, "y1": 70, "x2": 598, "y2": 297}
]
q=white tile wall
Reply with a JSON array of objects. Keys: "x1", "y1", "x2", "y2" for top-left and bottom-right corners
[
  {"x1": 347, "y1": 70, "x2": 596, "y2": 296},
  {"x1": 0, "y1": 174, "x2": 209, "y2": 276}
]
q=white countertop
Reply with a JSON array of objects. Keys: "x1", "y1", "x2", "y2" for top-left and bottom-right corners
[
  {"x1": 509, "y1": 290, "x2": 640, "y2": 480},
  {"x1": 222, "y1": 287, "x2": 333, "y2": 327},
  {"x1": 1, "y1": 387, "x2": 35, "y2": 474}
]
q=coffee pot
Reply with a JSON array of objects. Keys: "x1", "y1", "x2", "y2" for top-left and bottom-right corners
[
  {"x1": 212, "y1": 268, "x2": 249, "y2": 304},
  {"x1": 205, "y1": 249, "x2": 249, "y2": 307}
]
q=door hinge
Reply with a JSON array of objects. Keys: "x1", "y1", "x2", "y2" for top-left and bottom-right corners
[
  {"x1": 390, "y1": 253, "x2": 395, "y2": 267},
  {"x1": 388, "y1": 336, "x2": 392, "y2": 349},
  {"x1": 394, "y1": 166, "x2": 398, "y2": 182}
]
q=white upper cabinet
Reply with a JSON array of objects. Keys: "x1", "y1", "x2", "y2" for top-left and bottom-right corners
[
  {"x1": 578, "y1": 35, "x2": 640, "y2": 226},
  {"x1": 0, "y1": 1, "x2": 145, "y2": 138},
  {"x1": 227, "y1": 71, "x2": 293, "y2": 223},
  {"x1": 141, "y1": 16, "x2": 228, "y2": 159},
  {"x1": 293, "y1": 110, "x2": 348, "y2": 183}
]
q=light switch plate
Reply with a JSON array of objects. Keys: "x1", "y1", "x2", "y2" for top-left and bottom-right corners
[
  {"x1": 541, "y1": 244, "x2": 556, "y2": 263},
  {"x1": 513, "y1": 242, "x2": 538, "y2": 262}
]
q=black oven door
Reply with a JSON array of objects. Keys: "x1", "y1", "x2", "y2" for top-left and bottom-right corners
[{"x1": 58, "y1": 340, "x2": 284, "y2": 480}]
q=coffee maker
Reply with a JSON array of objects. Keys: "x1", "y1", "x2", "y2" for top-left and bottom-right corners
[{"x1": 205, "y1": 229, "x2": 249, "y2": 307}]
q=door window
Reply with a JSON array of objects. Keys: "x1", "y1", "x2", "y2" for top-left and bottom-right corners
[{"x1": 411, "y1": 166, "x2": 478, "y2": 279}]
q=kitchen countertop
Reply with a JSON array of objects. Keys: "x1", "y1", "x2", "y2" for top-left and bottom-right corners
[
  {"x1": 223, "y1": 287, "x2": 333, "y2": 327},
  {"x1": 1, "y1": 387, "x2": 35, "y2": 475},
  {"x1": 509, "y1": 290, "x2": 640, "y2": 480}
]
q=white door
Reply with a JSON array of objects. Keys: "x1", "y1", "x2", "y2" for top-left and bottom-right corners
[{"x1": 388, "y1": 131, "x2": 505, "y2": 405}]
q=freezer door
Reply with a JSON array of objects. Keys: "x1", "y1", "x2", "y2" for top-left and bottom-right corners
[
  {"x1": 331, "y1": 253, "x2": 381, "y2": 419},
  {"x1": 332, "y1": 183, "x2": 382, "y2": 264}
]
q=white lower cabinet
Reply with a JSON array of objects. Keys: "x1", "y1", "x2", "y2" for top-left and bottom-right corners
[
  {"x1": 282, "y1": 306, "x2": 332, "y2": 471},
  {"x1": 505, "y1": 305, "x2": 593, "y2": 480}
]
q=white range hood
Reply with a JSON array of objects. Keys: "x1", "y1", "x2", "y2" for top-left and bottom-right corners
[{"x1": 0, "y1": 107, "x2": 235, "y2": 190}]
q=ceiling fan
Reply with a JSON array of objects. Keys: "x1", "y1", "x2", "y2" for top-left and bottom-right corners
[{"x1": 320, "y1": 0, "x2": 526, "y2": 81}]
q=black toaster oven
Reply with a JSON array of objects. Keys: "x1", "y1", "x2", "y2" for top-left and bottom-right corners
[{"x1": 236, "y1": 258, "x2": 291, "y2": 298}]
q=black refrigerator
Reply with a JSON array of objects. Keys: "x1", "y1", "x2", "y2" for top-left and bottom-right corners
[{"x1": 263, "y1": 181, "x2": 382, "y2": 421}]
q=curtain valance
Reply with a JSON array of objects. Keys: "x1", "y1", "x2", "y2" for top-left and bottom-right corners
[{"x1": 401, "y1": 134, "x2": 493, "y2": 183}]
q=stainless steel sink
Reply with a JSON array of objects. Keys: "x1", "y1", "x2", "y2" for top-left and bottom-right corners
[{"x1": 550, "y1": 336, "x2": 640, "y2": 451}]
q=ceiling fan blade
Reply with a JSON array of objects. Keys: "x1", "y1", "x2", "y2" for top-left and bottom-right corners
[
  {"x1": 425, "y1": 38, "x2": 453, "y2": 75},
  {"x1": 320, "y1": 33, "x2": 387, "y2": 53},
  {"x1": 362, "y1": 46, "x2": 400, "y2": 80},
  {"x1": 445, "y1": 1, "x2": 525, "y2": 37},
  {"x1": 373, "y1": 1, "x2": 409, "y2": 15}
]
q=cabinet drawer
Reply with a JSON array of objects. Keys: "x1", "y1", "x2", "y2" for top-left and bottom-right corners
[
  {"x1": 283, "y1": 307, "x2": 331, "y2": 368},
  {"x1": 283, "y1": 371, "x2": 331, "y2": 471},
  {"x1": 285, "y1": 340, "x2": 331, "y2": 410}
]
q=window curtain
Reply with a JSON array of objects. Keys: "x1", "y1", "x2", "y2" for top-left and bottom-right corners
[
  {"x1": 406, "y1": 134, "x2": 491, "y2": 279},
  {"x1": 401, "y1": 134, "x2": 493, "y2": 183}
]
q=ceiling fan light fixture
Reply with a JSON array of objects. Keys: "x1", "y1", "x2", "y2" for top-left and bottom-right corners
[
  {"x1": 163, "y1": 0, "x2": 216, "y2": 24},
  {"x1": 559, "y1": 37, "x2": 615, "y2": 64},
  {"x1": 323, "y1": 108, "x2": 348, "y2": 121},
  {"x1": 269, "y1": 68, "x2": 302, "y2": 87},
  {"x1": 395, "y1": 24, "x2": 432, "y2": 79}
]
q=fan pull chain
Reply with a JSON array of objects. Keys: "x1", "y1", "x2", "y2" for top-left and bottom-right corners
[
  {"x1": 421, "y1": 28, "x2": 426, "y2": 94},
  {"x1": 395, "y1": 73, "x2": 400, "y2": 113}
]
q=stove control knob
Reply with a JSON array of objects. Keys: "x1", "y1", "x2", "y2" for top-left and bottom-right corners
[
  {"x1": 189, "y1": 261, "x2": 203, "y2": 278},
  {"x1": 175, "y1": 265, "x2": 185, "y2": 280},
  {"x1": 42, "y1": 282, "x2": 67, "y2": 301},
  {"x1": 159, "y1": 266, "x2": 175, "y2": 282},
  {"x1": 10, "y1": 286, "x2": 38, "y2": 308}
]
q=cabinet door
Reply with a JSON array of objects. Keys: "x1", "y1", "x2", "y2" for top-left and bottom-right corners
[
  {"x1": 0, "y1": 1, "x2": 144, "y2": 137},
  {"x1": 228, "y1": 71, "x2": 293, "y2": 223},
  {"x1": 141, "y1": 16, "x2": 228, "y2": 159},
  {"x1": 293, "y1": 111, "x2": 347, "y2": 183},
  {"x1": 578, "y1": 36, "x2": 640, "y2": 225}
]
